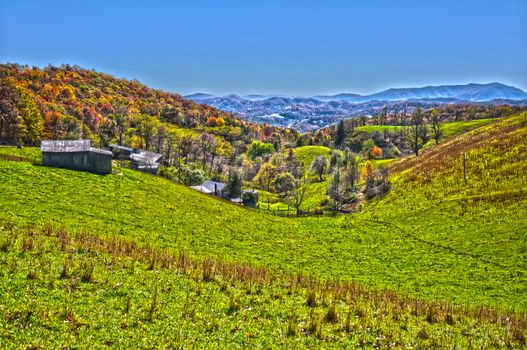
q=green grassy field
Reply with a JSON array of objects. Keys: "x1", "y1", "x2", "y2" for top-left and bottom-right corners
[
  {"x1": 1, "y1": 114, "x2": 526, "y2": 347},
  {"x1": 292, "y1": 145, "x2": 332, "y2": 167},
  {"x1": 354, "y1": 118, "x2": 497, "y2": 147},
  {"x1": 1, "y1": 114, "x2": 526, "y2": 310},
  {"x1": 2, "y1": 225, "x2": 524, "y2": 348}
]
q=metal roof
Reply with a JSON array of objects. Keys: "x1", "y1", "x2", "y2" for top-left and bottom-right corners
[
  {"x1": 130, "y1": 151, "x2": 162, "y2": 164},
  {"x1": 89, "y1": 147, "x2": 113, "y2": 156},
  {"x1": 41, "y1": 140, "x2": 90, "y2": 153},
  {"x1": 109, "y1": 144, "x2": 134, "y2": 152},
  {"x1": 201, "y1": 180, "x2": 227, "y2": 193},
  {"x1": 190, "y1": 185, "x2": 213, "y2": 194}
]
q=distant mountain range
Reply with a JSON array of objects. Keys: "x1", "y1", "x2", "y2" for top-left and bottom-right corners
[{"x1": 185, "y1": 83, "x2": 527, "y2": 131}]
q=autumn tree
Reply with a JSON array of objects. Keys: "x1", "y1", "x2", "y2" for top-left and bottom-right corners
[
  {"x1": 272, "y1": 172, "x2": 295, "y2": 197},
  {"x1": 0, "y1": 81, "x2": 21, "y2": 144},
  {"x1": 362, "y1": 139, "x2": 382, "y2": 160},
  {"x1": 254, "y1": 162, "x2": 278, "y2": 191},
  {"x1": 15, "y1": 86, "x2": 43, "y2": 145},
  {"x1": 334, "y1": 119, "x2": 345, "y2": 147},
  {"x1": 207, "y1": 116, "x2": 217, "y2": 126},
  {"x1": 82, "y1": 106, "x2": 99, "y2": 133},
  {"x1": 215, "y1": 116, "x2": 226, "y2": 127}
]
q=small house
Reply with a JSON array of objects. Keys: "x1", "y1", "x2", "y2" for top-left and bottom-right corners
[
  {"x1": 130, "y1": 150, "x2": 162, "y2": 174},
  {"x1": 108, "y1": 144, "x2": 134, "y2": 159},
  {"x1": 41, "y1": 140, "x2": 112, "y2": 174},
  {"x1": 108, "y1": 144, "x2": 162, "y2": 174},
  {"x1": 189, "y1": 185, "x2": 213, "y2": 194},
  {"x1": 200, "y1": 180, "x2": 227, "y2": 197}
]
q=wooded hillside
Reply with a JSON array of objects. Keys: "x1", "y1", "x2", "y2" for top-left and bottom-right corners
[{"x1": 0, "y1": 64, "x2": 295, "y2": 149}]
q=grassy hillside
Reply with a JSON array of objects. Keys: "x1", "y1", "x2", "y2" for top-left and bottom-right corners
[
  {"x1": 1, "y1": 115, "x2": 526, "y2": 312},
  {"x1": 0, "y1": 64, "x2": 293, "y2": 150},
  {"x1": 354, "y1": 118, "x2": 496, "y2": 145},
  {"x1": 293, "y1": 145, "x2": 332, "y2": 167},
  {"x1": 1, "y1": 113, "x2": 527, "y2": 347},
  {"x1": 258, "y1": 145, "x2": 333, "y2": 211},
  {"x1": 2, "y1": 225, "x2": 524, "y2": 348}
]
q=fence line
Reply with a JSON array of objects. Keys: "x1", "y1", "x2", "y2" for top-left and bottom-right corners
[{"x1": 255, "y1": 202, "x2": 319, "y2": 217}]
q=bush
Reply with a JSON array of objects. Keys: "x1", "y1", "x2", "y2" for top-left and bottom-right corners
[
  {"x1": 314, "y1": 208, "x2": 324, "y2": 215},
  {"x1": 242, "y1": 191, "x2": 257, "y2": 207}
]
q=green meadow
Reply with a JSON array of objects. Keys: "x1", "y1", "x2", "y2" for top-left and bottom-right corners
[{"x1": 1, "y1": 113, "x2": 526, "y2": 348}]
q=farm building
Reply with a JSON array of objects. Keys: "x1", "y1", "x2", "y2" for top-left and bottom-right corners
[
  {"x1": 189, "y1": 184, "x2": 213, "y2": 194},
  {"x1": 108, "y1": 144, "x2": 134, "y2": 159},
  {"x1": 190, "y1": 180, "x2": 259, "y2": 206},
  {"x1": 130, "y1": 150, "x2": 162, "y2": 174},
  {"x1": 201, "y1": 180, "x2": 227, "y2": 197},
  {"x1": 190, "y1": 180, "x2": 226, "y2": 197},
  {"x1": 108, "y1": 144, "x2": 162, "y2": 175},
  {"x1": 41, "y1": 140, "x2": 112, "y2": 174}
]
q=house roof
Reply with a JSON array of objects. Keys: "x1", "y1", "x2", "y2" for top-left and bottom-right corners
[
  {"x1": 41, "y1": 140, "x2": 90, "y2": 153},
  {"x1": 190, "y1": 185, "x2": 213, "y2": 194},
  {"x1": 130, "y1": 151, "x2": 162, "y2": 164},
  {"x1": 109, "y1": 144, "x2": 133, "y2": 152},
  {"x1": 89, "y1": 147, "x2": 113, "y2": 156},
  {"x1": 201, "y1": 180, "x2": 227, "y2": 193}
]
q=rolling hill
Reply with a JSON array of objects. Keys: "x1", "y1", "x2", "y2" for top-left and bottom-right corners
[
  {"x1": 1, "y1": 112, "x2": 526, "y2": 347},
  {"x1": 364, "y1": 82, "x2": 527, "y2": 102},
  {"x1": 0, "y1": 64, "x2": 293, "y2": 149},
  {"x1": 185, "y1": 84, "x2": 527, "y2": 131}
]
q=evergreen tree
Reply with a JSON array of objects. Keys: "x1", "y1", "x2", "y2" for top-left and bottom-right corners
[
  {"x1": 335, "y1": 120, "x2": 345, "y2": 147},
  {"x1": 226, "y1": 169, "x2": 243, "y2": 198}
]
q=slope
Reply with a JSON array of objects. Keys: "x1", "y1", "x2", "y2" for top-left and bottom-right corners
[
  {"x1": 1, "y1": 224, "x2": 525, "y2": 348},
  {"x1": 0, "y1": 63, "x2": 293, "y2": 150},
  {"x1": 0, "y1": 113, "x2": 526, "y2": 312}
]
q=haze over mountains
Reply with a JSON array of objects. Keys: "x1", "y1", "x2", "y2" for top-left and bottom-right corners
[{"x1": 186, "y1": 83, "x2": 527, "y2": 131}]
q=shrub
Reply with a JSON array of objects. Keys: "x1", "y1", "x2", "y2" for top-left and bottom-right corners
[{"x1": 242, "y1": 191, "x2": 257, "y2": 207}]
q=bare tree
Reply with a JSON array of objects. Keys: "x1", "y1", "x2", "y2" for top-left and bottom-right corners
[
  {"x1": 429, "y1": 109, "x2": 443, "y2": 145},
  {"x1": 310, "y1": 155, "x2": 329, "y2": 181},
  {"x1": 344, "y1": 152, "x2": 360, "y2": 191},
  {"x1": 327, "y1": 168, "x2": 345, "y2": 215},
  {"x1": 408, "y1": 107, "x2": 427, "y2": 156},
  {"x1": 290, "y1": 176, "x2": 308, "y2": 216}
]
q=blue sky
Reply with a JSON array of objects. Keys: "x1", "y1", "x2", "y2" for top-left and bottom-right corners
[{"x1": 1, "y1": 0, "x2": 526, "y2": 96}]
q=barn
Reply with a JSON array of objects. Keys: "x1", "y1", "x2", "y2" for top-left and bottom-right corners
[{"x1": 41, "y1": 140, "x2": 113, "y2": 174}]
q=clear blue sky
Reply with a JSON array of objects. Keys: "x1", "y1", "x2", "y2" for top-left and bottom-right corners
[{"x1": 1, "y1": 0, "x2": 526, "y2": 96}]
